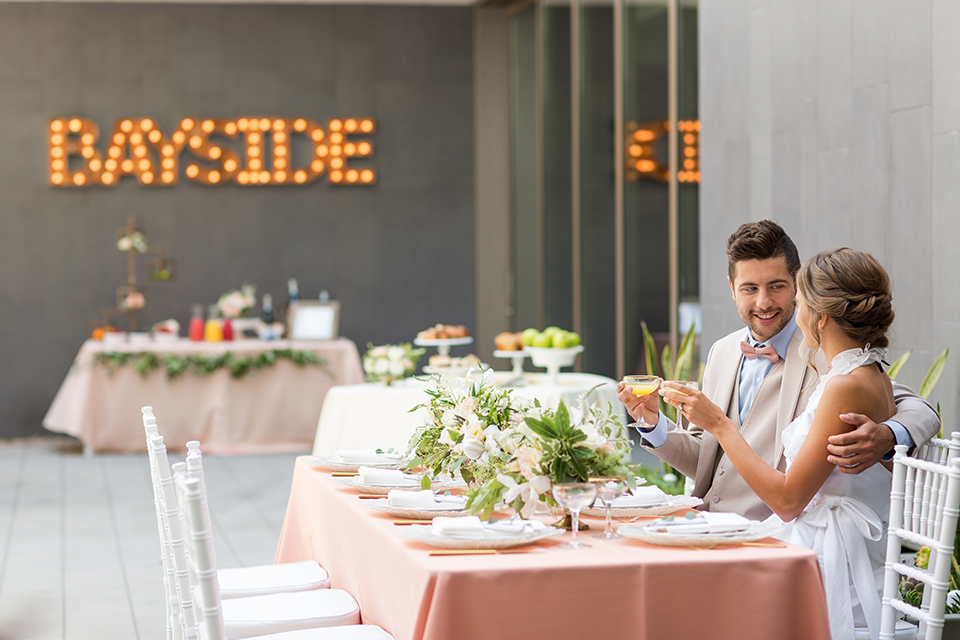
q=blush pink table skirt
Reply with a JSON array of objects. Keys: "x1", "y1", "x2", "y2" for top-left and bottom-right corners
[
  {"x1": 43, "y1": 338, "x2": 364, "y2": 454},
  {"x1": 276, "y1": 458, "x2": 831, "y2": 640}
]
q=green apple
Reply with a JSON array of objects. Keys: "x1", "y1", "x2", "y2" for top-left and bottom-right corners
[
  {"x1": 566, "y1": 332, "x2": 581, "y2": 347},
  {"x1": 521, "y1": 328, "x2": 540, "y2": 347},
  {"x1": 551, "y1": 331, "x2": 569, "y2": 348},
  {"x1": 532, "y1": 333, "x2": 553, "y2": 348}
]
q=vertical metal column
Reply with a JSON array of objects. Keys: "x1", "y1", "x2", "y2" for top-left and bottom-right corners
[
  {"x1": 570, "y1": 0, "x2": 582, "y2": 344},
  {"x1": 613, "y1": 0, "x2": 625, "y2": 380},
  {"x1": 535, "y1": 2, "x2": 545, "y2": 329},
  {"x1": 667, "y1": 0, "x2": 679, "y2": 362}
]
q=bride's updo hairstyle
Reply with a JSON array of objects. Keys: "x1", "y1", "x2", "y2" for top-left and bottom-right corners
[{"x1": 796, "y1": 248, "x2": 894, "y2": 352}]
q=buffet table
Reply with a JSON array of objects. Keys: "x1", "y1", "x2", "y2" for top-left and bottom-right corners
[
  {"x1": 311, "y1": 372, "x2": 623, "y2": 456},
  {"x1": 275, "y1": 459, "x2": 831, "y2": 640},
  {"x1": 44, "y1": 338, "x2": 364, "y2": 454}
]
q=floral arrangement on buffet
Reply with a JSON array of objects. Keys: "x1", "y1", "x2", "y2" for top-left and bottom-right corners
[
  {"x1": 116, "y1": 231, "x2": 148, "y2": 253},
  {"x1": 363, "y1": 343, "x2": 425, "y2": 385},
  {"x1": 118, "y1": 290, "x2": 146, "y2": 311},
  {"x1": 94, "y1": 349, "x2": 329, "y2": 380},
  {"x1": 405, "y1": 373, "x2": 642, "y2": 519},
  {"x1": 217, "y1": 284, "x2": 258, "y2": 319}
]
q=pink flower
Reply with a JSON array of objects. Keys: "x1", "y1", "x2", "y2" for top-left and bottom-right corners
[{"x1": 515, "y1": 446, "x2": 543, "y2": 481}]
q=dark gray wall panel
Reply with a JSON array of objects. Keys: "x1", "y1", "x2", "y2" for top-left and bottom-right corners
[{"x1": 0, "y1": 4, "x2": 474, "y2": 438}]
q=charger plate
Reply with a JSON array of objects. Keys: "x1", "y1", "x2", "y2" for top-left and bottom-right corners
[
  {"x1": 364, "y1": 498, "x2": 470, "y2": 520},
  {"x1": 618, "y1": 520, "x2": 783, "y2": 548},
  {"x1": 580, "y1": 495, "x2": 703, "y2": 519},
  {"x1": 334, "y1": 476, "x2": 466, "y2": 495},
  {"x1": 396, "y1": 524, "x2": 564, "y2": 550},
  {"x1": 306, "y1": 456, "x2": 406, "y2": 473}
]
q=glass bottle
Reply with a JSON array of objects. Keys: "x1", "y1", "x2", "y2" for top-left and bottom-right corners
[
  {"x1": 188, "y1": 304, "x2": 205, "y2": 342},
  {"x1": 261, "y1": 294, "x2": 275, "y2": 324},
  {"x1": 204, "y1": 304, "x2": 223, "y2": 342}
]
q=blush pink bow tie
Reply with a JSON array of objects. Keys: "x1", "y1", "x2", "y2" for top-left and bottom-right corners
[{"x1": 740, "y1": 341, "x2": 780, "y2": 364}]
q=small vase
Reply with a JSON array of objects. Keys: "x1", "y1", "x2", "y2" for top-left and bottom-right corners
[{"x1": 553, "y1": 510, "x2": 590, "y2": 532}]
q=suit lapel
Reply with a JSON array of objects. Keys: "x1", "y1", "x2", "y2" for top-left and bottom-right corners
[{"x1": 694, "y1": 337, "x2": 745, "y2": 495}]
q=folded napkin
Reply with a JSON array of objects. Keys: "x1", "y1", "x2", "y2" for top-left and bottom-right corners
[
  {"x1": 650, "y1": 511, "x2": 753, "y2": 534},
  {"x1": 431, "y1": 516, "x2": 545, "y2": 538},
  {"x1": 601, "y1": 485, "x2": 666, "y2": 508},
  {"x1": 387, "y1": 490, "x2": 467, "y2": 510},
  {"x1": 358, "y1": 467, "x2": 414, "y2": 486},
  {"x1": 336, "y1": 449, "x2": 404, "y2": 464}
]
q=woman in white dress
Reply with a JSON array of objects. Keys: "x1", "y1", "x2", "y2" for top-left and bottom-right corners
[{"x1": 663, "y1": 248, "x2": 896, "y2": 640}]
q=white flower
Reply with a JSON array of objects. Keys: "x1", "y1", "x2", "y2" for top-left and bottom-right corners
[
  {"x1": 463, "y1": 415, "x2": 484, "y2": 440},
  {"x1": 374, "y1": 359, "x2": 390, "y2": 375},
  {"x1": 387, "y1": 346, "x2": 405, "y2": 361},
  {"x1": 577, "y1": 424, "x2": 606, "y2": 451},
  {"x1": 439, "y1": 428, "x2": 456, "y2": 445},
  {"x1": 458, "y1": 397, "x2": 477, "y2": 415},
  {"x1": 515, "y1": 446, "x2": 543, "y2": 480},
  {"x1": 371, "y1": 346, "x2": 388, "y2": 357},
  {"x1": 117, "y1": 237, "x2": 132, "y2": 251},
  {"x1": 497, "y1": 474, "x2": 551, "y2": 519},
  {"x1": 457, "y1": 437, "x2": 486, "y2": 460},
  {"x1": 441, "y1": 409, "x2": 459, "y2": 429},
  {"x1": 388, "y1": 360, "x2": 405, "y2": 377}
]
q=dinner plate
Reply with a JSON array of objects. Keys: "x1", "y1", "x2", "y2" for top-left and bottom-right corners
[
  {"x1": 580, "y1": 494, "x2": 703, "y2": 519},
  {"x1": 333, "y1": 476, "x2": 466, "y2": 495},
  {"x1": 618, "y1": 520, "x2": 783, "y2": 548},
  {"x1": 413, "y1": 337, "x2": 474, "y2": 347},
  {"x1": 364, "y1": 498, "x2": 470, "y2": 520},
  {"x1": 395, "y1": 524, "x2": 564, "y2": 550},
  {"x1": 305, "y1": 456, "x2": 406, "y2": 473}
]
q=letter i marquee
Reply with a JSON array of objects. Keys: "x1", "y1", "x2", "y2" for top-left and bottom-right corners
[{"x1": 48, "y1": 117, "x2": 376, "y2": 187}]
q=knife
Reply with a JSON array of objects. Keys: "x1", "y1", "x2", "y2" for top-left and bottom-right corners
[{"x1": 428, "y1": 549, "x2": 535, "y2": 556}]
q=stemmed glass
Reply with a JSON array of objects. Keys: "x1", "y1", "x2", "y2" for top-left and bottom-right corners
[
  {"x1": 622, "y1": 375, "x2": 661, "y2": 429},
  {"x1": 552, "y1": 482, "x2": 599, "y2": 550},
  {"x1": 669, "y1": 380, "x2": 700, "y2": 429},
  {"x1": 590, "y1": 476, "x2": 628, "y2": 539}
]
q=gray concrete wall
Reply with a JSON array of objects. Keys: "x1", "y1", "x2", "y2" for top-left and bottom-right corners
[
  {"x1": 0, "y1": 4, "x2": 474, "y2": 438},
  {"x1": 700, "y1": 0, "x2": 958, "y2": 425}
]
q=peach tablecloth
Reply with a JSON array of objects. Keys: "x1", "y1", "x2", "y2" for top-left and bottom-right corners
[
  {"x1": 276, "y1": 458, "x2": 831, "y2": 640},
  {"x1": 43, "y1": 338, "x2": 364, "y2": 454}
]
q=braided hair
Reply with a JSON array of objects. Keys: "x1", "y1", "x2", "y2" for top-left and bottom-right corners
[{"x1": 796, "y1": 248, "x2": 894, "y2": 352}]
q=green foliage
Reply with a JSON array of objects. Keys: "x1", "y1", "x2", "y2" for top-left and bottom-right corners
[
  {"x1": 919, "y1": 349, "x2": 949, "y2": 400},
  {"x1": 887, "y1": 350, "x2": 912, "y2": 380},
  {"x1": 94, "y1": 349, "x2": 329, "y2": 381},
  {"x1": 633, "y1": 462, "x2": 686, "y2": 496}
]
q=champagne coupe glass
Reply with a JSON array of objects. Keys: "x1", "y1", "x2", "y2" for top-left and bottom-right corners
[
  {"x1": 552, "y1": 482, "x2": 599, "y2": 550},
  {"x1": 670, "y1": 381, "x2": 700, "y2": 429},
  {"x1": 589, "y1": 476, "x2": 628, "y2": 539},
  {"x1": 622, "y1": 375, "x2": 661, "y2": 429}
]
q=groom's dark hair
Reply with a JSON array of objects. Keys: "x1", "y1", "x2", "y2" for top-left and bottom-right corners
[{"x1": 726, "y1": 220, "x2": 801, "y2": 282}]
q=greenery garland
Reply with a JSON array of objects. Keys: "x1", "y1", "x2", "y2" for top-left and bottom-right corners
[{"x1": 94, "y1": 349, "x2": 330, "y2": 380}]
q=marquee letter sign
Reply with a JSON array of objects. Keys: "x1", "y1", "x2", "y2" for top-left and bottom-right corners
[{"x1": 48, "y1": 117, "x2": 376, "y2": 187}]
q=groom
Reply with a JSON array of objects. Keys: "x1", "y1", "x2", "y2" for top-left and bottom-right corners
[{"x1": 618, "y1": 220, "x2": 940, "y2": 520}]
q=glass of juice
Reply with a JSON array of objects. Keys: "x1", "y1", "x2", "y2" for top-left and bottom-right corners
[{"x1": 622, "y1": 374, "x2": 660, "y2": 429}]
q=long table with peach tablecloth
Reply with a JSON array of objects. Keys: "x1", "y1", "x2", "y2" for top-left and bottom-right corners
[
  {"x1": 43, "y1": 338, "x2": 364, "y2": 454},
  {"x1": 275, "y1": 458, "x2": 832, "y2": 640}
]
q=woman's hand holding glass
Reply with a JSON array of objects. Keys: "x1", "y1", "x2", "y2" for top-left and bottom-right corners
[
  {"x1": 617, "y1": 375, "x2": 662, "y2": 429},
  {"x1": 658, "y1": 381, "x2": 728, "y2": 434}
]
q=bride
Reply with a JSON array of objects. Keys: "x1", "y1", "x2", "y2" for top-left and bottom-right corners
[{"x1": 663, "y1": 248, "x2": 896, "y2": 640}]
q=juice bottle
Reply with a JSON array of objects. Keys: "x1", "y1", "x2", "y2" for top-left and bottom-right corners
[
  {"x1": 188, "y1": 304, "x2": 205, "y2": 342},
  {"x1": 204, "y1": 305, "x2": 223, "y2": 342},
  {"x1": 222, "y1": 318, "x2": 234, "y2": 341}
]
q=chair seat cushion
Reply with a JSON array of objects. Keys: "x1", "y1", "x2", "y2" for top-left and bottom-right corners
[
  {"x1": 253, "y1": 625, "x2": 395, "y2": 639},
  {"x1": 223, "y1": 589, "x2": 360, "y2": 639},
  {"x1": 853, "y1": 619, "x2": 917, "y2": 640},
  {"x1": 219, "y1": 561, "x2": 330, "y2": 598}
]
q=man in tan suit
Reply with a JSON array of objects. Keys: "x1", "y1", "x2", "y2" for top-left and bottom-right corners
[{"x1": 619, "y1": 221, "x2": 940, "y2": 521}]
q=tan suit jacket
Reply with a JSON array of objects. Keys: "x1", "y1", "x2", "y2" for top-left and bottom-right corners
[{"x1": 647, "y1": 327, "x2": 941, "y2": 521}]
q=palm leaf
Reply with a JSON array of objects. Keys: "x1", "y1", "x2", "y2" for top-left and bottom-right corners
[
  {"x1": 661, "y1": 344, "x2": 673, "y2": 380},
  {"x1": 886, "y1": 350, "x2": 912, "y2": 380},
  {"x1": 641, "y1": 321, "x2": 659, "y2": 377},
  {"x1": 919, "y1": 349, "x2": 949, "y2": 399},
  {"x1": 674, "y1": 323, "x2": 697, "y2": 382}
]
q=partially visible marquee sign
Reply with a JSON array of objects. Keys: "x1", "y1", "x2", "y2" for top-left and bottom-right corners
[{"x1": 48, "y1": 117, "x2": 376, "y2": 187}]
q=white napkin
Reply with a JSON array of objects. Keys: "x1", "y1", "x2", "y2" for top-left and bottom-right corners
[
  {"x1": 387, "y1": 490, "x2": 467, "y2": 510},
  {"x1": 336, "y1": 449, "x2": 403, "y2": 464},
  {"x1": 602, "y1": 485, "x2": 666, "y2": 508},
  {"x1": 651, "y1": 511, "x2": 753, "y2": 534},
  {"x1": 358, "y1": 467, "x2": 413, "y2": 486},
  {"x1": 432, "y1": 516, "x2": 485, "y2": 538}
]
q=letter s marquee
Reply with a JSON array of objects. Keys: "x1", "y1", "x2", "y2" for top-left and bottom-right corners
[{"x1": 48, "y1": 117, "x2": 376, "y2": 187}]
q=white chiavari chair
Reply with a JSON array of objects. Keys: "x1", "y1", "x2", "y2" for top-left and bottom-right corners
[{"x1": 877, "y1": 434, "x2": 960, "y2": 640}]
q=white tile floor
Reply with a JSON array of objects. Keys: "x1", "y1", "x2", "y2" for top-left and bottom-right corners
[{"x1": 0, "y1": 437, "x2": 303, "y2": 640}]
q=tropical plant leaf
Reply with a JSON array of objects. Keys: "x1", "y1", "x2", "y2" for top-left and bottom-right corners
[
  {"x1": 919, "y1": 349, "x2": 949, "y2": 399},
  {"x1": 674, "y1": 323, "x2": 697, "y2": 382},
  {"x1": 641, "y1": 321, "x2": 659, "y2": 377},
  {"x1": 524, "y1": 416, "x2": 557, "y2": 440},
  {"x1": 661, "y1": 344, "x2": 673, "y2": 381},
  {"x1": 887, "y1": 350, "x2": 912, "y2": 380}
]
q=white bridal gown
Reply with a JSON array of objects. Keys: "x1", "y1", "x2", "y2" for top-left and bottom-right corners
[{"x1": 779, "y1": 346, "x2": 891, "y2": 640}]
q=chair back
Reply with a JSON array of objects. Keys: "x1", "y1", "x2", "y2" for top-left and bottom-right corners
[
  {"x1": 880, "y1": 433, "x2": 960, "y2": 640},
  {"x1": 176, "y1": 475, "x2": 227, "y2": 640}
]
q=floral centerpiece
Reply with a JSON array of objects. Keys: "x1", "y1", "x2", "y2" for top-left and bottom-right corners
[
  {"x1": 465, "y1": 395, "x2": 642, "y2": 519},
  {"x1": 118, "y1": 290, "x2": 145, "y2": 311},
  {"x1": 363, "y1": 343, "x2": 425, "y2": 385},
  {"x1": 405, "y1": 372, "x2": 531, "y2": 487},
  {"x1": 217, "y1": 284, "x2": 257, "y2": 319},
  {"x1": 117, "y1": 231, "x2": 148, "y2": 253}
]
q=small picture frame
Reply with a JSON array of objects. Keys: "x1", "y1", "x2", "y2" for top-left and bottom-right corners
[{"x1": 287, "y1": 301, "x2": 340, "y2": 341}]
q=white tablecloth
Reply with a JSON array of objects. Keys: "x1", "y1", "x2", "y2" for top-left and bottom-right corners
[{"x1": 311, "y1": 371, "x2": 623, "y2": 456}]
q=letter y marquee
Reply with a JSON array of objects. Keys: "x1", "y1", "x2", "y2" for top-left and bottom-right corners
[{"x1": 48, "y1": 117, "x2": 376, "y2": 187}]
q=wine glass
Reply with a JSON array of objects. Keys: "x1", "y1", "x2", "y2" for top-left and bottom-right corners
[
  {"x1": 589, "y1": 476, "x2": 628, "y2": 539},
  {"x1": 552, "y1": 482, "x2": 599, "y2": 550},
  {"x1": 622, "y1": 375, "x2": 661, "y2": 429}
]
